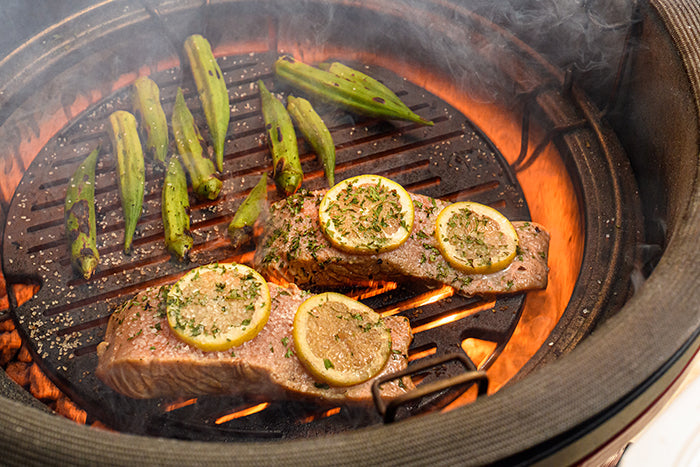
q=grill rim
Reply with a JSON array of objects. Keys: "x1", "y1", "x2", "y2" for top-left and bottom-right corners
[{"x1": 0, "y1": 0, "x2": 698, "y2": 464}]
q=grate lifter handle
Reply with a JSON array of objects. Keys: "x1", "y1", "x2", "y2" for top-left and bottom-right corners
[{"x1": 371, "y1": 353, "x2": 489, "y2": 423}]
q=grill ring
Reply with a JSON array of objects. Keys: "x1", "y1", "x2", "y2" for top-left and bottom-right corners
[{"x1": 0, "y1": 0, "x2": 697, "y2": 464}]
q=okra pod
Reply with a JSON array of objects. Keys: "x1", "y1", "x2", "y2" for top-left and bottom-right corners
[
  {"x1": 131, "y1": 76, "x2": 169, "y2": 166},
  {"x1": 184, "y1": 34, "x2": 230, "y2": 172},
  {"x1": 274, "y1": 56, "x2": 433, "y2": 126},
  {"x1": 162, "y1": 156, "x2": 193, "y2": 261},
  {"x1": 257, "y1": 80, "x2": 303, "y2": 196},
  {"x1": 286, "y1": 95, "x2": 335, "y2": 187},
  {"x1": 318, "y1": 61, "x2": 404, "y2": 108},
  {"x1": 65, "y1": 145, "x2": 100, "y2": 279},
  {"x1": 108, "y1": 110, "x2": 145, "y2": 255},
  {"x1": 228, "y1": 173, "x2": 268, "y2": 248},
  {"x1": 172, "y1": 87, "x2": 222, "y2": 201}
]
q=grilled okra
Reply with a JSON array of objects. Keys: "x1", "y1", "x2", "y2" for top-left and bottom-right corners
[
  {"x1": 318, "y1": 61, "x2": 404, "y2": 107},
  {"x1": 172, "y1": 87, "x2": 222, "y2": 200},
  {"x1": 162, "y1": 156, "x2": 193, "y2": 261},
  {"x1": 65, "y1": 145, "x2": 100, "y2": 279},
  {"x1": 286, "y1": 95, "x2": 335, "y2": 187},
  {"x1": 274, "y1": 56, "x2": 433, "y2": 126},
  {"x1": 258, "y1": 80, "x2": 303, "y2": 196},
  {"x1": 184, "y1": 34, "x2": 230, "y2": 172},
  {"x1": 131, "y1": 76, "x2": 169, "y2": 166},
  {"x1": 108, "y1": 110, "x2": 145, "y2": 255},
  {"x1": 228, "y1": 173, "x2": 268, "y2": 248}
]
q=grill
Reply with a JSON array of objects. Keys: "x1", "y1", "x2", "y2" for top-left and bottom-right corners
[
  {"x1": 4, "y1": 50, "x2": 535, "y2": 437},
  {"x1": 1, "y1": 0, "x2": 698, "y2": 464}
]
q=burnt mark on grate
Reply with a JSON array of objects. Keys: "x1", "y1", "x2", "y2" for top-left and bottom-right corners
[{"x1": 2, "y1": 51, "x2": 530, "y2": 440}]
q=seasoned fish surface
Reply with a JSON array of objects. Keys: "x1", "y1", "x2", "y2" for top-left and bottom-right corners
[
  {"x1": 96, "y1": 283, "x2": 413, "y2": 401},
  {"x1": 254, "y1": 191, "x2": 549, "y2": 296}
]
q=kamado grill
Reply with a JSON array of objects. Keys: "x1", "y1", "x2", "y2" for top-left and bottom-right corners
[{"x1": 0, "y1": 0, "x2": 698, "y2": 464}]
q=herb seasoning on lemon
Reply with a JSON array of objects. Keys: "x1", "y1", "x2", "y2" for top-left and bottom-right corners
[
  {"x1": 435, "y1": 201, "x2": 519, "y2": 274},
  {"x1": 167, "y1": 263, "x2": 271, "y2": 351},
  {"x1": 318, "y1": 174, "x2": 413, "y2": 254}
]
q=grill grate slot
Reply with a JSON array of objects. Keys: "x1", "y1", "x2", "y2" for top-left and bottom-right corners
[{"x1": 3, "y1": 51, "x2": 530, "y2": 440}]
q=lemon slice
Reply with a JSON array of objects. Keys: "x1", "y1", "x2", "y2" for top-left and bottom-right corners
[
  {"x1": 318, "y1": 174, "x2": 414, "y2": 254},
  {"x1": 167, "y1": 263, "x2": 271, "y2": 351},
  {"x1": 293, "y1": 292, "x2": 392, "y2": 386},
  {"x1": 435, "y1": 201, "x2": 519, "y2": 275}
]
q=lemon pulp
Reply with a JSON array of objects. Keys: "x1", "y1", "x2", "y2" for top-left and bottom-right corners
[{"x1": 293, "y1": 292, "x2": 392, "y2": 386}]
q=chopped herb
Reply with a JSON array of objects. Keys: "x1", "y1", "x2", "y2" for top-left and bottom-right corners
[
  {"x1": 323, "y1": 358, "x2": 334, "y2": 369},
  {"x1": 127, "y1": 329, "x2": 143, "y2": 341}
]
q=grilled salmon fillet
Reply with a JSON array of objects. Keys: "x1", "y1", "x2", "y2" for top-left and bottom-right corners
[
  {"x1": 254, "y1": 190, "x2": 549, "y2": 296},
  {"x1": 96, "y1": 282, "x2": 414, "y2": 401}
]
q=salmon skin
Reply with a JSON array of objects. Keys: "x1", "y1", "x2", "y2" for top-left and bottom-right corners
[
  {"x1": 96, "y1": 282, "x2": 413, "y2": 402},
  {"x1": 254, "y1": 190, "x2": 550, "y2": 296}
]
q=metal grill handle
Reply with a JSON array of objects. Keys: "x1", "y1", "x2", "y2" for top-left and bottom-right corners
[{"x1": 371, "y1": 353, "x2": 489, "y2": 423}]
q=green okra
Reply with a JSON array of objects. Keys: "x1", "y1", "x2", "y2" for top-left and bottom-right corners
[
  {"x1": 228, "y1": 173, "x2": 268, "y2": 248},
  {"x1": 274, "y1": 55, "x2": 433, "y2": 126},
  {"x1": 131, "y1": 76, "x2": 169, "y2": 166},
  {"x1": 162, "y1": 156, "x2": 193, "y2": 261},
  {"x1": 184, "y1": 34, "x2": 230, "y2": 172},
  {"x1": 257, "y1": 79, "x2": 303, "y2": 196},
  {"x1": 172, "y1": 87, "x2": 222, "y2": 201},
  {"x1": 108, "y1": 110, "x2": 145, "y2": 255},
  {"x1": 65, "y1": 145, "x2": 100, "y2": 279},
  {"x1": 286, "y1": 95, "x2": 335, "y2": 187},
  {"x1": 318, "y1": 61, "x2": 404, "y2": 108}
]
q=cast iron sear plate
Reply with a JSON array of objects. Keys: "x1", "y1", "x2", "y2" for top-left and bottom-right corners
[{"x1": 2, "y1": 50, "x2": 530, "y2": 439}]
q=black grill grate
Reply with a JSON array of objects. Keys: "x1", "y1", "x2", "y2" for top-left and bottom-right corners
[{"x1": 2, "y1": 50, "x2": 530, "y2": 440}]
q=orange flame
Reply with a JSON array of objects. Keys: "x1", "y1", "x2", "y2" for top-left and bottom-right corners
[
  {"x1": 412, "y1": 300, "x2": 497, "y2": 334},
  {"x1": 408, "y1": 346, "x2": 437, "y2": 362},
  {"x1": 378, "y1": 286, "x2": 454, "y2": 318}
]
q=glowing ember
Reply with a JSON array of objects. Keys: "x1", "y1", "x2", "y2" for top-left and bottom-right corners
[
  {"x1": 164, "y1": 398, "x2": 198, "y2": 412},
  {"x1": 300, "y1": 406, "x2": 342, "y2": 424},
  {"x1": 215, "y1": 402, "x2": 270, "y2": 424},
  {"x1": 348, "y1": 282, "x2": 399, "y2": 301}
]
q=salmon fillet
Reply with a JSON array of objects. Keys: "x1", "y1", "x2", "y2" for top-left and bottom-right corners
[
  {"x1": 254, "y1": 190, "x2": 549, "y2": 296},
  {"x1": 96, "y1": 282, "x2": 414, "y2": 402}
]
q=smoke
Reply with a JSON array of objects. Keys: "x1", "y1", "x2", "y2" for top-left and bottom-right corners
[
  {"x1": 272, "y1": 0, "x2": 641, "y2": 108},
  {"x1": 464, "y1": 0, "x2": 641, "y2": 106}
]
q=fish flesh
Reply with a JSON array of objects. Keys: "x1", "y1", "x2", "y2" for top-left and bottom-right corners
[
  {"x1": 254, "y1": 190, "x2": 549, "y2": 296},
  {"x1": 96, "y1": 282, "x2": 413, "y2": 402}
]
